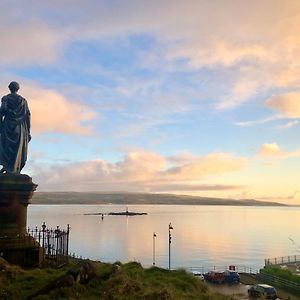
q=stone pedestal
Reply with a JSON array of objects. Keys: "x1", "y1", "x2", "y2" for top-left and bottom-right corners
[
  {"x1": 0, "y1": 173, "x2": 37, "y2": 237},
  {"x1": 0, "y1": 174, "x2": 42, "y2": 267}
]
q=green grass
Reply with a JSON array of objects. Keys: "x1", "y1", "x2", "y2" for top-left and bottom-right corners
[
  {"x1": 0, "y1": 259, "x2": 235, "y2": 300},
  {"x1": 261, "y1": 266, "x2": 300, "y2": 284}
]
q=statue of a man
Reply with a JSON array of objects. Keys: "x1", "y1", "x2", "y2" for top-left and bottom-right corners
[{"x1": 0, "y1": 82, "x2": 31, "y2": 173}]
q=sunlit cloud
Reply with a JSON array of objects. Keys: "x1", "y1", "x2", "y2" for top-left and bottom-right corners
[
  {"x1": 235, "y1": 115, "x2": 282, "y2": 127},
  {"x1": 1, "y1": 1, "x2": 300, "y2": 200},
  {"x1": 145, "y1": 183, "x2": 243, "y2": 193},
  {"x1": 277, "y1": 120, "x2": 299, "y2": 129},
  {"x1": 257, "y1": 143, "x2": 300, "y2": 161},
  {"x1": 257, "y1": 191, "x2": 300, "y2": 204},
  {"x1": 266, "y1": 92, "x2": 300, "y2": 118},
  {"x1": 34, "y1": 150, "x2": 247, "y2": 192},
  {"x1": 217, "y1": 79, "x2": 259, "y2": 109},
  {"x1": 168, "y1": 39, "x2": 267, "y2": 69},
  {"x1": 164, "y1": 153, "x2": 247, "y2": 181},
  {"x1": 0, "y1": 1, "x2": 300, "y2": 114},
  {"x1": 24, "y1": 85, "x2": 96, "y2": 135},
  {"x1": 0, "y1": 19, "x2": 65, "y2": 66}
]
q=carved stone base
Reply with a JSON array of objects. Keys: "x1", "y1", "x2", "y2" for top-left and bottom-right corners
[
  {"x1": 0, "y1": 173, "x2": 37, "y2": 237},
  {"x1": 0, "y1": 236, "x2": 44, "y2": 268},
  {"x1": 0, "y1": 174, "x2": 40, "y2": 267}
]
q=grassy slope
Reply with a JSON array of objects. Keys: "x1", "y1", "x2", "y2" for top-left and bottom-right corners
[
  {"x1": 0, "y1": 260, "x2": 234, "y2": 300},
  {"x1": 261, "y1": 266, "x2": 300, "y2": 284}
]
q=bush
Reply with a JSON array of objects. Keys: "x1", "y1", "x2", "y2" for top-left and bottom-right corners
[{"x1": 261, "y1": 267, "x2": 300, "y2": 285}]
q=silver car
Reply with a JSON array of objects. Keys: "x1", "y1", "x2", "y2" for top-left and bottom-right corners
[
  {"x1": 192, "y1": 271, "x2": 205, "y2": 281},
  {"x1": 248, "y1": 284, "x2": 277, "y2": 299}
]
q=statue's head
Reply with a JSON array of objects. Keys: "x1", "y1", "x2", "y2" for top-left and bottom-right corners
[{"x1": 8, "y1": 81, "x2": 20, "y2": 93}]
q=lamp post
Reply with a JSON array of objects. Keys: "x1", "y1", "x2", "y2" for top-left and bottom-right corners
[
  {"x1": 168, "y1": 222, "x2": 173, "y2": 270},
  {"x1": 153, "y1": 232, "x2": 156, "y2": 266}
]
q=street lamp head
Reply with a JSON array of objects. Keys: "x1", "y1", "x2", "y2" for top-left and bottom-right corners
[
  {"x1": 169, "y1": 223, "x2": 173, "y2": 230},
  {"x1": 153, "y1": 232, "x2": 157, "y2": 237}
]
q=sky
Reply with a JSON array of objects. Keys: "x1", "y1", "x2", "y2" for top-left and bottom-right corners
[{"x1": 0, "y1": 0, "x2": 300, "y2": 203}]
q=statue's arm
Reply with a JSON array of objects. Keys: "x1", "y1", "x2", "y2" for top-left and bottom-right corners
[
  {"x1": 25, "y1": 101, "x2": 31, "y2": 141},
  {"x1": 0, "y1": 97, "x2": 7, "y2": 123}
]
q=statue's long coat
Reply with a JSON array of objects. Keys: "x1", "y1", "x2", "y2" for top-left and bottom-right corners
[{"x1": 0, "y1": 93, "x2": 31, "y2": 173}]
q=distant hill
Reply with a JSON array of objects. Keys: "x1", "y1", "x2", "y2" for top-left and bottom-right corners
[{"x1": 31, "y1": 192, "x2": 287, "y2": 206}]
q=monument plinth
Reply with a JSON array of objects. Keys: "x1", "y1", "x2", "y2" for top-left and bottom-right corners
[
  {"x1": 0, "y1": 174, "x2": 41, "y2": 267},
  {"x1": 0, "y1": 174, "x2": 37, "y2": 237}
]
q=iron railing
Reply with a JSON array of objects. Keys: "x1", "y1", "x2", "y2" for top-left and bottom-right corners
[
  {"x1": 265, "y1": 255, "x2": 300, "y2": 266},
  {"x1": 257, "y1": 272, "x2": 300, "y2": 295},
  {"x1": 188, "y1": 265, "x2": 259, "y2": 274},
  {"x1": 27, "y1": 222, "x2": 70, "y2": 266}
]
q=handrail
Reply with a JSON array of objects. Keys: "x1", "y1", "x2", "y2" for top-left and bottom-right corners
[
  {"x1": 257, "y1": 272, "x2": 300, "y2": 294},
  {"x1": 265, "y1": 254, "x2": 300, "y2": 266},
  {"x1": 188, "y1": 265, "x2": 259, "y2": 274}
]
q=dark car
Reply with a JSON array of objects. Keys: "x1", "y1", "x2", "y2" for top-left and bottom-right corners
[
  {"x1": 223, "y1": 270, "x2": 240, "y2": 283},
  {"x1": 204, "y1": 270, "x2": 240, "y2": 284},
  {"x1": 204, "y1": 271, "x2": 225, "y2": 284},
  {"x1": 248, "y1": 284, "x2": 277, "y2": 299}
]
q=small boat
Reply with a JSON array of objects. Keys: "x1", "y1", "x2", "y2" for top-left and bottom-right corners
[{"x1": 109, "y1": 207, "x2": 147, "y2": 216}]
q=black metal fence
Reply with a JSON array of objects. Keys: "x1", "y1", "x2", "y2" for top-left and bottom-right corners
[
  {"x1": 188, "y1": 265, "x2": 259, "y2": 274},
  {"x1": 28, "y1": 222, "x2": 70, "y2": 267},
  {"x1": 265, "y1": 255, "x2": 300, "y2": 266},
  {"x1": 257, "y1": 272, "x2": 300, "y2": 296}
]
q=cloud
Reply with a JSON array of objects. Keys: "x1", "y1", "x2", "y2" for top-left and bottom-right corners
[
  {"x1": 257, "y1": 143, "x2": 300, "y2": 161},
  {"x1": 0, "y1": 19, "x2": 66, "y2": 66},
  {"x1": 278, "y1": 120, "x2": 299, "y2": 129},
  {"x1": 34, "y1": 150, "x2": 247, "y2": 191},
  {"x1": 168, "y1": 39, "x2": 267, "y2": 69},
  {"x1": 217, "y1": 79, "x2": 259, "y2": 109},
  {"x1": 164, "y1": 153, "x2": 247, "y2": 181},
  {"x1": 235, "y1": 115, "x2": 281, "y2": 127},
  {"x1": 23, "y1": 84, "x2": 96, "y2": 135},
  {"x1": 258, "y1": 190, "x2": 300, "y2": 203},
  {"x1": 1, "y1": 1, "x2": 299, "y2": 69},
  {"x1": 1, "y1": 0, "x2": 300, "y2": 113},
  {"x1": 235, "y1": 91, "x2": 300, "y2": 128},
  {"x1": 145, "y1": 183, "x2": 243, "y2": 193},
  {"x1": 266, "y1": 92, "x2": 300, "y2": 118},
  {"x1": 258, "y1": 143, "x2": 281, "y2": 157}
]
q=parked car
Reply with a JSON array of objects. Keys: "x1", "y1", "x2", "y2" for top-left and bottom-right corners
[
  {"x1": 223, "y1": 270, "x2": 240, "y2": 283},
  {"x1": 204, "y1": 270, "x2": 240, "y2": 284},
  {"x1": 192, "y1": 271, "x2": 205, "y2": 281},
  {"x1": 204, "y1": 271, "x2": 226, "y2": 284},
  {"x1": 248, "y1": 284, "x2": 277, "y2": 299}
]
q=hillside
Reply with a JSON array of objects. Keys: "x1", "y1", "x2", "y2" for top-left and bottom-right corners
[
  {"x1": 31, "y1": 192, "x2": 286, "y2": 206},
  {"x1": 0, "y1": 258, "x2": 234, "y2": 300}
]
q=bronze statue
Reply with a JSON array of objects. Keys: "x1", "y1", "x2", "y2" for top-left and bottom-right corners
[{"x1": 0, "y1": 82, "x2": 31, "y2": 173}]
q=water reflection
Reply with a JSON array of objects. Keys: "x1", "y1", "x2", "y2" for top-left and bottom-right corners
[{"x1": 28, "y1": 205, "x2": 300, "y2": 270}]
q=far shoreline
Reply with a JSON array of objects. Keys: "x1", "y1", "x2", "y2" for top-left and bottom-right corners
[{"x1": 31, "y1": 191, "x2": 288, "y2": 207}]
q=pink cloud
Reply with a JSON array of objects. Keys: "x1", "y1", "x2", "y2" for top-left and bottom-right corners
[
  {"x1": 34, "y1": 150, "x2": 247, "y2": 191},
  {"x1": 24, "y1": 85, "x2": 96, "y2": 135},
  {"x1": 266, "y1": 92, "x2": 300, "y2": 118},
  {"x1": 257, "y1": 142, "x2": 300, "y2": 161}
]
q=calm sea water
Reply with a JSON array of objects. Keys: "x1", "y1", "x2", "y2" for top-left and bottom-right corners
[{"x1": 27, "y1": 205, "x2": 300, "y2": 271}]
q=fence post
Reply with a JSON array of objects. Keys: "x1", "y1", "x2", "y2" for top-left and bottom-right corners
[
  {"x1": 66, "y1": 224, "x2": 70, "y2": 259},
  {"x1": 42, "y1": 222, "x2": 46, "y2": 249},
  {"x1": 26, "y1": 224, "x2": 70, "y2": 267}
]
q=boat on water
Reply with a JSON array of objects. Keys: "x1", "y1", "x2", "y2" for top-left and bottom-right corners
[
  {"x1": 83, "y1": 207, "x2": 147, "y2": 217},
  {"x1": 109, "y1": 207, "x2": 147, "y2": 216}
]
